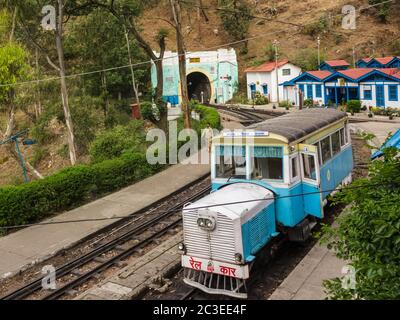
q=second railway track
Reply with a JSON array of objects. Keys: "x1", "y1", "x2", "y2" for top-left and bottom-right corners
[{"x1": 0, "y1": 177, "x2": 211, "y2": 300}]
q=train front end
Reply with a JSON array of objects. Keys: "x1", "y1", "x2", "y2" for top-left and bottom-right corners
[{"x1": 180, "y1": 182, "x2": 276, "y2": 299}]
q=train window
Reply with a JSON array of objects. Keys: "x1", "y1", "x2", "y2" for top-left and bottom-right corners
[
  {"x1": 320, "y1": 136, "x2": 332, "y2": 164},
  {"x1": 291, "y1": 156, "x2": 299, "y2": 179},
  {"x1": 331, "y1": 131, "x2": 341, "y2": 156},
  {"x1": 340, "y1": 128, "x2": 346, "y2": 147},
  {"x1": 215, "y1": 146, "x2": 246, "y2": 179},
  {"x1": 302, "y1": 154, "x2": 317, "y2": 181},
  {"x1": 251, "y1": 157, "x2": 283, "y2": 180},
  {"x1": 313, "y1": 142, "x2": 322, "y2": 166}
]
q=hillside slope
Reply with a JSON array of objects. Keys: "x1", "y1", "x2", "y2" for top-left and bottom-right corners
[{"x1": 139, "y1": 0, "x2": 400, "y2": 79}]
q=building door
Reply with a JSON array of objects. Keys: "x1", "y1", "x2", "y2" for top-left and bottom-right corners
[
  {"x1": 307, "y1": 84, "x2": 313, "y2": 99},
  {"x1": 376, "y1": 85, "x2": 385, "y2": 107}
]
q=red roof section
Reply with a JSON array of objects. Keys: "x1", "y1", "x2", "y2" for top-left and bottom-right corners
[
  {"x1": 307, "y1": 70, "x2": 332, "y2": 80},
  {"x1": 378, "y1": 68, "x2": 400, "y2": 79},
  {"x1": 361, "y1": 58, "x2": 373, "y2": 63},
  {"x1": 245, "y1": 59, "x2": 289, "y2": 73},
  {"x1": 324, "y1": 60, "x2": 350, "y2": 67},
  {"x1": 374, "y1": 56, "x2": 395, "y2": 65},
  {"x1": 337, "y1": 68, "x2": 375, "y2": 79}
]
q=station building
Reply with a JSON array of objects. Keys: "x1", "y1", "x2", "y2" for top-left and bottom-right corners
[
  {"x1": 356, "y1": 56, "x2": 400, "y2": 68},
  {"x1": 151, "y1": 49, "x2": 238, "y2": 106},
  {"x1": 285, "y1": 57, "x2": 400, "y2": 108},
  {"x1": 244, "y1": 60, "x2": 301, "y2": 104}
]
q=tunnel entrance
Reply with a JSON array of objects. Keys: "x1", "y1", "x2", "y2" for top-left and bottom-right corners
[{"x1": 187, "y1": 72, "x2": 211, "y2": 104}]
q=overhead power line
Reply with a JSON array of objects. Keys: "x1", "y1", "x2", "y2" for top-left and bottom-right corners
[{"x1": 1, "y1": 178, "x2": 399, "y2": 230}]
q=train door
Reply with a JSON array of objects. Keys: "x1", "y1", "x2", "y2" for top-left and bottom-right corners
[{"x1": 299, "y1": 144, "x2": 323, "y2": 218}]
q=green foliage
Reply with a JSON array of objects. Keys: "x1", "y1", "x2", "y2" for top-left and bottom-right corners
[
  {"x1": 346, "y1": 100, "x2": 361, "y2": 113},
  {"x1": 193, "y1": 104, "x2": 222, "y2": 130},
  {"x1": 140, "y1": 101, "x2": 157, "y2": 122},
  {"x1": 227, "y1": 92, "x2": 250, "y2": 104},
  {"x1": 321, "y1": 147, "x2": 400, "y2": 299},
  {"x1": 304, "y1": 98, "x2": 314, "y2": 107},
  {"x1": 303, "y1": 17, "x2": 329, "y2": 37},
  {"x1": 368, "y1": 0, "x2": 392, "y2": 22},
  {"x1": 0, "y1": 43, "x2": 30, "y2": 101},
  {"x1": 0, "y1": 152, "x2": 164, "y2": 229},
  {"x1": 389, "y1": 40, "x2": 400, "y2": 56},
  {"x1": 30, "y1": 147, "x2": 49, "y2": 167},
  {"x1": 264, "y1": 42, "x2": 278, "y2": 62},
  {"x1": 89, "y1": 120, "x2": 146, "y2": 163},
  {"x1": 252, "y1": 92, "x2": 269, "y2": 105},
  {"x1": 279, "y1": 100, "x2": 292, "y2": 108},
  {"x1": 218, "y1": 0, "x2": 252, "y2": 42},
  {"x1": 293, "y1": 48, "x2": 325, "y2": 71}
]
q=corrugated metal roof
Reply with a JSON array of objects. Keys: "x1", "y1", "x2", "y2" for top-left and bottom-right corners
[
  {"x1": 245, "y1": 60, "x2": 289, "y2": 73},
  {"x1": 371, "y1": 129, "x2": 400, "y2": 160},
  {"x1": 247, "y1": 109, "x2": 347, "y2": 143}
]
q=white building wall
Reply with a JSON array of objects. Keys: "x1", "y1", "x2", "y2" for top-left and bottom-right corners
[
  {"x1": 296, "y1": 82, "x2": 326, "y2": 106},
  {"x1": 359, "y1": 82, "x2": 400, "y2": 108},
  {"x1": 246, "y1": 63, "x2": 301, "y2": 103}
]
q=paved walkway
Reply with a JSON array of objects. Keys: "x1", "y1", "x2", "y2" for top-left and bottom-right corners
[
  {"x1": 269, "y1": 121, "x2": 398, "y2": 300},
  {"x1": 0, "y1": 163, "x2": 209, "y2": 278}
]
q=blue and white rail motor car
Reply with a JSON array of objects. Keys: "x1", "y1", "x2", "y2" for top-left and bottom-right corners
[{"x1": 180, "y1": 109, "x2": 354, "y2": 298}]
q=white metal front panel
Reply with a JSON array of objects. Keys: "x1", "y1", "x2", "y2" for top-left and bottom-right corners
[{"x1": 182, "y1": 211, "x2": 241, "y2": 264}]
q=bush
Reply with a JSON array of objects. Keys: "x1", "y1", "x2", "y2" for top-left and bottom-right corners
[
  {"x1": 293, "y1": 48, "x2": 324, "y2": 71},
  {"x1": 279, "y1": 100, "x2": 292, "y2": 108},
  {"x1": 304, "y1": 99, "x2": 314, "y2": 107},
  {"x1": 89, "y1": 120, "x2": 146, "y2": 163},
  {"x1": 140, "y1": 101, "x2": 156, "y2": 122},
  {"x1": 0, "y1": 152, "x2": 164, "y2": 229},
  {"x1": 303, "y1": 16, "x2": 329, "y2": 37},
  {"x1": 346, "y1": 100, "x2": 361, "y2": 113},
  {"x1": 193, "y1": 104, "x2": 222, "y2": 130},
  {"x1": 252, "y1": 92, "x2": 269, "y2": 105}
]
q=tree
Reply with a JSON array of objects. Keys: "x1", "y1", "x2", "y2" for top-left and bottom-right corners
[
  {"x1": 321, "y1": 147, "x2": 400, "y2": 299},
  {"x1": 368, "y1": 0, "x2": 393, "y2": 22},
  {"x1": 3, "y1": 0, "x2": 78, "y2": 165},
  {"x1": 218, "y1": 0, "x2": 252, "y2": 54},
  {"x1": 79, "y1": 0, "x2": 169, "y2": 132},
  {"x1": 169, "y1": 0, "x2": 191, "y2": 129}
]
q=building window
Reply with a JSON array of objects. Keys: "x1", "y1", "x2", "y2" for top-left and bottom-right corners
[
  {"x1": 250, "y1": 84, "x2": 256, "y2": 92},
  {"x1": 315, "y1": 84, "x2": 322, "y2": 98},
  {"x1": 282, "y1": 69, "x2": 291, "y2": 76},
  {"x1": 320, "y1": 136, "x2": 332, "y2": 164},
  {"x1": 363, "y1": 88, "x2": 372, "y2": 100},
  {"x1": 262, "y1": 84, "x2": 268, "y2": 95},
  {"x1": 389, "y1": 85, "x2": 398, "y2": 101},
  {"x1": 215, "y1": 146, "x2": 246, "y2": 179}
]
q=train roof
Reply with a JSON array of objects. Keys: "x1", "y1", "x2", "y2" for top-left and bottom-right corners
[{"x1": 246, "y1": 109, "x2": 347, "y2": 143}]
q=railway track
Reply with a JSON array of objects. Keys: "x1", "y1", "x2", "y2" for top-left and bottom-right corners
[
  {"x1": 1, "y1": 177, "x2": 211, "y2": 300},
  {"x1": 208, "y1": 104, "x2": 279, "y2": 125}
]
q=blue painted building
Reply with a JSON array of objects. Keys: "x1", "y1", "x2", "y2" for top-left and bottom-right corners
[
  {"x1": 319, "y1": 60, "x2": 350, "y2": 72},
  {"x1": 356, "y1": 56, "x2": 400, "y2": 69},
  {"x1": 285, "y1": 67, "x2": 400, "y2": 108}
]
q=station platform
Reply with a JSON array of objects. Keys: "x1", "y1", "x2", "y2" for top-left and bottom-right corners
[{"x1": 0, "y1": 162, "x2": 209, "y2": 278}]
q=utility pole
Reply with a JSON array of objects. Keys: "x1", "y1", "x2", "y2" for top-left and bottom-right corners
[
  {"x1": 124, "y1": 25, "x2": 140, "y2": 111},
  {"x1": 273, "y1": 39, "x2": 280, "y2": 105},
  {"x1": 317, "y1": 36, "x2": 321, "y2": 69},
  {"x1": 352, "y1": 46, "x2": 356, "y2": 68},
  {"x1": 170, "y1": 0, "x2": 191, "y2": 129}
]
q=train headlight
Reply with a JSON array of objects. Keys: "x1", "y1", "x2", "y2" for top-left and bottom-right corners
[
  {"x1": 197, "y1": 217, "x2": 216, "y2": 231},
  {"x1": 235, "y1": 253, "x2": 243, "y2": 263}
]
